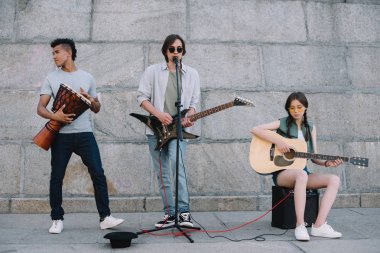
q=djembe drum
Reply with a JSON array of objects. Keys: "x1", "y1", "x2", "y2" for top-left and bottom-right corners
[{"x1": 33, "y1": 83, "x2": 91, "y2": 151}]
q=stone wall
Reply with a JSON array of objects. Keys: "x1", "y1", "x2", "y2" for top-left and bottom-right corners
[{"x1": 0, "y1": 0, "x2": 379, "y2": 213}]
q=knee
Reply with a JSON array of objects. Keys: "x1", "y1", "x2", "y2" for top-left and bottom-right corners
[
  {"x1": 91, "y1": 167, "x2": 105, "y2": 177},
  {"x1": 156, "y1": 174, "x2": 171, "y2": 183},
  {"x1": 50, "y1": 177, "x2": 63, "y2": 185},
  {"x1": 50, "y1": 170, "x2": 65, "y2": 182},
  {"x1": 329, "y1": 175, "x2": 341, "y2": 189},
  {"x1": 89, "y1": 168, "x2": 106, "y2": 182},
  {"x1": 295, "y1": 170, "x2": 308, "y2": 184}
]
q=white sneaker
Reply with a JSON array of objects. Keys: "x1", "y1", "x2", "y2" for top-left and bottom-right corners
[
  {"x1": 100, "y1": 215, "x2": 124, "y2": 230},
  {"x1": 311, "y1": 222, "x2": 342, "y2": 238},
  {"x1": 295, "y1": 224, "x2": 310, "y2": 241},
  {"x1": 49, "y1": 220, "x2": 63, "y2": 234}
]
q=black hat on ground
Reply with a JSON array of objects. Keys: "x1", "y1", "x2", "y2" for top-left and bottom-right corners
[{"x1": 104, "y1": 232, "x2": 138, "y2": 248}]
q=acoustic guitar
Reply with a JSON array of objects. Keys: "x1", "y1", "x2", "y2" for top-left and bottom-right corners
[
  {"x1": 131, "y1": 97, "x2": 254, "y2": 150},
  {"x1": 249, "y1": 130, "x2": 369, "y2": 174}
]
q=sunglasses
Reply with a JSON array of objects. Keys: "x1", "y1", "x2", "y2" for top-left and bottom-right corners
[
  {"x1": 168, "y1": 47, "x2": 183, "y2": 53},
  {"x1": 288, "y1": 105, "x2": 306, "y2": 113}
]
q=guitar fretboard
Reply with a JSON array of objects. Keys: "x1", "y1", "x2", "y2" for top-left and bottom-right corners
[
  {"x1": 295, "y1": 152, "x2": 349, "y2": 162},
  {"x1": 189, "y1": 101, "x2": 235, "y2": 121}
]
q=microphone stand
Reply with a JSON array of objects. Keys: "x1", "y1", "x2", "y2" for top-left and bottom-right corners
[{"x1": 136, "y1": 57, "x2": 200, "y2": 243}]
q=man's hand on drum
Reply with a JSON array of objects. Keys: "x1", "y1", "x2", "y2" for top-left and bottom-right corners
[
  {"x1": 80, "y1": 87, "x2": 94, "y2": 103},
  {"x1": 80, "y1": 87, "x2": 101, "y2": 113},
  {"x1": 53, "y1": 104, "x2": 75, "y2": 124}
]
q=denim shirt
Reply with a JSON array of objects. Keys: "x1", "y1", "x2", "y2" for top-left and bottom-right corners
[{"x1": 137, "y1": 61, "x2": 201, "y2": 135}]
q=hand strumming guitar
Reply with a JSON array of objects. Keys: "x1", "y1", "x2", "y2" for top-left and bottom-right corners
[
  {"x1": 276, "y1": 139, "x2": 293, "y2": 154},
  {"x1": 157, "y1": 111, "x2": 173, "y2": 126}
]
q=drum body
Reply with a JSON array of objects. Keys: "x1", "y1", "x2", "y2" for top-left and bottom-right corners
[{"x1": 33, "y1": 84, "x2": 91, "y2": 150}]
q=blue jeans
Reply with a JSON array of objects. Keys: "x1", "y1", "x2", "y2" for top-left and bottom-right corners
[
  {"x1": 147, "y1": 135, "x2": 189, "y2": 216},
  {"x1": 50, "y1": 132, "x2": 110, "y2": 220}
]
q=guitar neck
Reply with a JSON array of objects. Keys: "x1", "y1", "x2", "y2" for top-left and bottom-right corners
[
  {"x1": 189, "y1": 101, "x2": 235, "y2": 121},
  {"x1": 295, "y1": 152, "x2": 349, "y2": 162}
]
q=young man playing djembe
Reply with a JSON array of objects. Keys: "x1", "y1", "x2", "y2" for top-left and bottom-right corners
[{"x1": 36, "y1": 38, "x2": 124, "y2": 234}]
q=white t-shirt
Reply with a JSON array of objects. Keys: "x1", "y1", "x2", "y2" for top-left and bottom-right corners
[
  {"x1": 298, "y1": 129, "x2": 305, "y2": 141},
  {"x1": 40, "y1": 69, "x2": 96, "y2": 133}
]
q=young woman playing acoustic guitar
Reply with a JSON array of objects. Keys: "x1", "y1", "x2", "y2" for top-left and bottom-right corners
[{"x1": 251, "y1": 92, "x2": 343, "y2": 241}]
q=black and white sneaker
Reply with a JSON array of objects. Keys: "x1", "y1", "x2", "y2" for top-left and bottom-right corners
[
  {"x1": 154, "y1": 214, "x2": 175, "y2": 228},
  {"x1": 179, "y1": 212, "x2": 193, "y2": 227}
]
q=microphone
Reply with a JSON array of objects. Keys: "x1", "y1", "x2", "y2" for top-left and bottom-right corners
[{"x1": 173, "y1": 56, "x2": 179, "y2": 66}]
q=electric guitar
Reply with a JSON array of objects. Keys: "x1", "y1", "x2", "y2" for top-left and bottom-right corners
[
  {"x1": 130, "y1": 97, "x2": 254, "y2": 150},
  {"x1": 249, "y1": 130, "x2": 369, "y2": 174}
]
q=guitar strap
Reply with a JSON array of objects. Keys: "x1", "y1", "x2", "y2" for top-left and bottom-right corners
[{"x1": 306, "y1": 124, "x2": 313, "y2": 153}]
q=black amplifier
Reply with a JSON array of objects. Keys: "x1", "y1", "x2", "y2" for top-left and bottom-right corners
[{"x1": 271, "y1": 186, "x2": 319, "y2": 229}]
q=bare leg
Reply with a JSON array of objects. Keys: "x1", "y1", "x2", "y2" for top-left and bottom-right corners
[
  {"x1": 276, "y1": 170, "x2": 309, "y2": 226},
  {"x1": 306, "y1": 173, "x2": 340, "y2": 227}
]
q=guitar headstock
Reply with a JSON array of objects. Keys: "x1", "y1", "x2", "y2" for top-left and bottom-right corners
[
  {"x1": 350, "y1": 157, "x2": 369, "y2": 168},
  {"x1": 233, "y1": 97, "x2": 255, "y2": 107}
]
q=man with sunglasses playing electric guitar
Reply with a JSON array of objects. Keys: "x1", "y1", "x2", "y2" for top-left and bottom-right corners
[{"x1": 137, "y1": 34, "x2": 200, "y2": 228}]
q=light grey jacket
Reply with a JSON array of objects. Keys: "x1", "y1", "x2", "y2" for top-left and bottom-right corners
[{"x1": 137, "y1": 61, "x2": 201, "y2": 135}]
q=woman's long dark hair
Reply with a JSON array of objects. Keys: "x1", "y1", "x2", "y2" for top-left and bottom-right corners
[{"x1": 284, "y1": 92, "x2": 310, "y2": 141}]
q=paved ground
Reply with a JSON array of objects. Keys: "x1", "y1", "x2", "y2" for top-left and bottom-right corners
[{"x1": 1, "y1": 208, "x2": 379, "y2": 252}]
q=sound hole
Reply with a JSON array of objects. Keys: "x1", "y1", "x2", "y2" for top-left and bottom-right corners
[{"x1": 283, "y1": 149, "x2": 296, "y2": 161}]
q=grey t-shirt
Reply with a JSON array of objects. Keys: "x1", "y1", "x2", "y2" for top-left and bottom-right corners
[
  {"x1": 164, "y1": 71, "x2": 182, "y2": 116},
  {"x1": 40, "y1": 69, "x2": 96, "y2": 133}
]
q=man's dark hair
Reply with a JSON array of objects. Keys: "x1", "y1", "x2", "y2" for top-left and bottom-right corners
[
  {"x1": 161, "y1": 34, "x2": 186, "y2": 62},
  {"x1": 50, "y1": 38, "x2": 77, "y2": 61}
]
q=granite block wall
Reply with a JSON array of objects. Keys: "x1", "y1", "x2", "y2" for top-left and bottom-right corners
[{"x1": 0, "y1": 0, "x2": 379, "y2": 213}]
